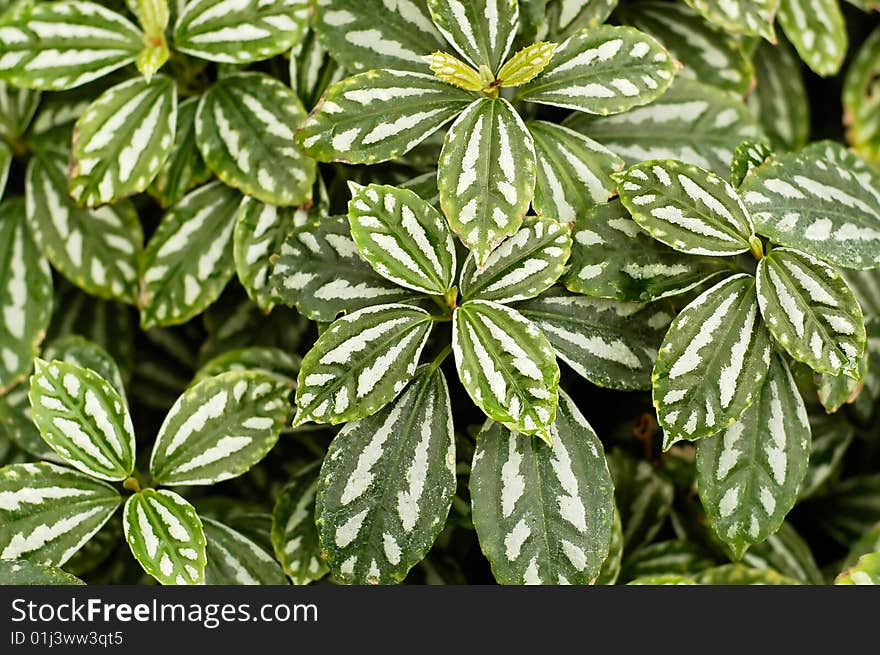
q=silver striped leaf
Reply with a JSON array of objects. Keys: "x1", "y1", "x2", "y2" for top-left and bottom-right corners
[
  {"x1": 427, "y1": 0, "x2": 519, "y2": 71},
  {"x1": 528, "y1": 120, "x2": 624, "y2": 222},
  {"x1": 595, "y1": 504, "x2": 623, "y2": 584},
  {"x1": 683, "y1": 0, "x2": 778, "y2": 40},
  {"x1": 140, "y1": 182, "x2": 242, "y2": 328},
  {"x1": 0, "y1": 1, "x2": 143, "y2": 90},
  {"x1": 150, "y1": 370, "x2": 292, "y2": 486},
  {"x1": 193, "y1": 346, "x2": 300, "y2": 385},
  {"x1": 196, "y1": 72, "x2": 314, "y2": 206},
  {"x1": 653, "y1": 274, "x2": 772, "y2": 445},
  {"x1": 123, "y1": 489, "x2": 206, "y2": 585},
  {"x1": 0, "y1": 462, "x2": 121, "y2": 565},
  {"x1": 756, "y1": 248, "x2": 866, "y2": 376},
  {"x1": 696, "y1": 354, "x2": 810, "y2": 558},
  {"x1": 514, "y1": 287, "x2": 671, "y2": 391},
  {"x1": 28, "y1": 358, "x2": 135, "y2": 481},
  {"x1": 835, "y1": 551, "x2": 880, "y2": 585},
  {"x1": 517, "y1": 25, "x2": 676, "y2": 116},
  {"x1": 0, "y1": 559, "x2": 84, "y2": 585},
  {"x1": 730, "y1": 140, "x2": 773, "y2": 189},
  {"x1": 315, "y1": 366, "x2": 455, "y2": 584},
  {"x1": 438, "y1": 97, "x2": 536, "y2": 266},
  {"x1": 459, "y1": 217, "x2": 572, "y2": 303},
  {"x1": 272, "y1": 466, "x2": 329, "y2": 584},
  {"x1": 296, "y1": 70, "x2": 474, "y2": 165},
  {"x1": 469, "y1": 391, "x2": 614, "y2": 584},
  {"x1": 347, "y1": 183, "x2": 457, "y2": 295},
  {"x1": 69, "y1": 76, "x2": 177, "y2": 207},
  {"x1": 741, "y1": 521, "x2": 824, "y2": 584},
  {"x1": 289, "y1": 28, "x2": 345, "y2": 109},
  {"x1": 563, "y1": 199, "x2": 729, "y2": 302},
  {"x1": 203, "y1": 517, "x2": 286, "y2": 585},
  {"x1": 270, "y1": 215, "x2": 416, "y2": 322},
  {"x1": 617, "y1": 159, "x2": 755, "y2": 256},
  {"x1": 799, "y1": 411, "x2": 853, "y2": 500},
  {"x1": 148, "y1": 96, "x2": 211, "y2": 208},
  {"x1": 0, "y1": 199, "x2": 52, "y2": 392},
  {"x1": 294, "y1": 304, "x2": 433, "y2": 425},
  {"x1": 453, "y1": 299, "x2": 559, "y2": 439},
  {"x1": 0, "y1": 83, "x2": 41, "y2": 139},
  {"x1": 843, "y1": 27, "x2": 880, "y2": 166},
  {"x1": 543, "y1": 0, "x2": 617, "y2": 40},
  {"x1": 0, "y1": 142, "x2": 9, "y2": 201},
  {"x1": 26, "y1": 151, "x2": 142, "y2": 304},
  {"x1": 740, "y1": 142, "x2": 880, "y2": 270},
  {"x1": 777, "y1": 0, "x2": 846, "y2": 77},
  {"x1": 173, "y1": 0, "x2": 308, "y2": 64},
  {"x1": 748, "y1": 38, "x2": 809, "y2": 152}
]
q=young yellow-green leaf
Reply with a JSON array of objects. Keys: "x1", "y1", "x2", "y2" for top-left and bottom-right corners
[
  {"x1": 696, "y1": 354, "x2": 810, "y2": 558},
  {"x1": 0, "y1": 1, "x2": 143, "y2": 90},
  {"x1": 347, "y1": 183, "x2": 457, "y2": 295},
  {"x1": 497, "y1": 42, "x2": 558, "y2": 87},
  {"x1": 424, "y1": 51, "x2": 484, "y2": 91},
  {"x1": 0, "y1": 462, "x2": 120, "y2": 565},
  {"x1": 69, "y1": 75, "x2": 177, "y2": 207},
  {"x1": 438, "y1": 97, "x2": 536, "y2": 266},
  {"x1": 517, "y1": 25, "x2": 676, "y2": 116},
  {"x1": 654, "y1": 274, "x2": 772, "y2": 445},
  {"x1": 148, "y1": 97, "x2": 211, "y2": 208},
  {"x1": 617, "y1": 159, "x2": 755, "y2": 256},
  {"x1": 26, "y1": 151, "x2": 142, "y2": 304},
  {"x1": 731, "y1": 140, "x2": 773, "y2": 188},
  {"x1": 683, "y1": 0, "x2": 778, "y2": 40},
  {"x1": 295, "y1": 304, "x2": 433, "y2": 425},
  {"x1": 173, "y1": 0, "x2": 308, "y2": 64},
  {"x1": 459, "y1": 218, "x2": 571, "y2": 303},
  {"x1": 296, "y1": 70, "x2": 474, "y2": 165},
  {"x1": 453, "y1": 300, "x2": 559, "y2": 439},
  {"x1": 0, "y1": 83, "x2": 41, "y2": 139},
  {"x1": 544, "y1": 0, "x2": 617, "y2": 39},
  {"x1": 843, "y1": 27, "x2": 880, "y2": 165},
  {"x1": 123, "y1": 488, "x2": 206, "y2": 585},
  {"x1": 470, "y1": 391, "x2": 614, "y2": 584},
  {"x1": 203, "y1": 517, "x2": 286, "y2": 585},
  {"x1": 315, "y1": 366, "x2": 455, "y2": 584},
  {"x1": 0, "y1": 559, "x2": 84, "y2": 585},
  {"x1": 748, "y1": 38, "x2": 809, "y2": 152},
  {"x1": 272, "y1": 466, "x2": 329, "y2": 584},
  {"x1": 528, "y1": 120, "x2": 625, "y2": 222},
  {"x1": 150, "y1": 370, "x2": 291, "y2": 486},
  {"x1": 757, "y1": 248, "x2": 866, "y2": 376},
  {"x1": 835, "y1": 551, "x2": 880, "y2": 584},
  {"x1": 140, "y1": 182, "x2": 242, "y2": 328},
  {"x1": 777, "y1": 0, "x2": 846, "y2": 77},
  {"x1": 427, "y1": 0, "x2": 519, "y2": 71},
  {"x1": 196, "y1": 73, "x2": 314, "y2": 206},
  {"x1": 28, "y1": 359, "x2": 135, "y2": 481}
]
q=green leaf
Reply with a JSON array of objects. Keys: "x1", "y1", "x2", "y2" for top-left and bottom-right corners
[
  {"x1": 544, "y1": 0, "x2": 617, "y2": 40},
  {"x1": 196, "y1": 72, "x2": 314, "y2": 206},
  {"x1": 757, "y1": 248, "x2": 866, "y2": 376},
  {"x1": 26, "y1": 151, "x2": 142, "y2": 304},
  {"x1": 453, "y1": 299, "x2": 559, "y2": 438},
  {"x1": 148, "y1": 96, "x2": 211, "y2": 208},
  {"x1": 173, "y1": 0, "x2": 308, "y2": 64},
  {"x1": 805, "y1": 474, "x2": 880, "y2": 546},
  {"x1": 730, "y1": 140, "x2": 773, "y2": 188},
  {"x1": 607, "y1": 449, "x2": 674, "y2": 549},
  {"x1": 741, "y1": 521, "x2": 824, "y2": 584},
  {"x1": 203, "y1": 517, "x2": 286, "y2": 585},
  {"x1": 0, "y1": 462, "x2": 120, "y2": 565},
  {"x1": 272, "y1": 466, "x2": 329, "y2": 584},
  {"x1": 799, "y1": 411, "x2": 853, "y2": 500},
  {"x1": 617, "y1": 159, "x2": 755, "y2": 256},
  {"x1": 0, "y1": 199, "x2": 52, "y2": 392},
  {"x1": 295, "y1": 304, "x2": 433, "y2": 425},
  {"x1": 836, "y1": 551, "x2": 880, "y2": 585},
  {"x1": 0, "y1": 558, "x2": 84, "y2": 585},
  {"x1": 843, "y1": 27, "x2": 880, "y2": 165},
  {"x1": 528, "y1": 120, "x2": 624, "y2": 222},
  {"x1": 438, "y1": 97, "x2": 536, "y2": 266},
  {"x1": 140, "y1": 182, "x2": 242, "y2": 328},
  {"x1": 347, "y1": 183, "x2": 457, "y2": 295},
  {"x1": 0, "y1": 82, "x2": 41, "y2": 138},
  {"x1": 514, "y1": 287, "x2": 671, "y2": 391},
  {"x1": 427, "y1": 0, "x2": 518, "y2": 71},
  {"x1": 469, "y1": 391, "x2": 614, "y2": 584},
  {"x1": 123, "y1": 488, "x2": 206, "y2": 585},
  {"x1": 619, "y1": 540, "x2": 719, "y2": 582},
  {"x1": 683, "y1": 0, "x2": 778, "y2": 40},
  {"x1": 315, "y1": 366, "x2": 455, "y2": 584},
  {"x1": 498, "y1": 42, "x2": 558, "y2": 87},
  {"x1": 653, "y1": 274, "x2": 772, "y2": 445},
  {"x1": 0, "y1": 1, "x2": 143, "y2": 90},
  {"x1": 517, "y1": 25, "x2": 676, "y2": 116},
  {"x1": 693, "y1": 563, "x2": 800, "y2": 584},
  {"x1": 777, "y1": 0, "x2": 846, "y2": 77},
  {"x1": 595, "y1": 504, "x2": 623, "y2": 584},
  {"x1": 150, "y1": 370, "x2": 291, "y2": 486},
  {"x1": 296, "y1": 70, "x2": 474, "y2": 165}
]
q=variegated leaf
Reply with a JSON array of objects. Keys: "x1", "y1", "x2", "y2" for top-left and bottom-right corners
[
  {"x1": 347, "y1": 183, "x2": 457, "y2": 295},
  {"x1": 173, "y1": 0, "x2": 308, "y2": 64},
  {"x1": 453, "y1": 299, "x2": 559, "y2": 439},
  {"x1": 427, "y1": 0, "x2": 518, "y2": 71},
  {"x1": 0, "y1": 462, "x2": 120, "y2": 565},
  {"x1": 777, "y1": 0, "x2": 846, "y2": 77},
  {"x1": 290, "y1": 31, "x2": 346, "y2": 110},
  {"x1": 69, "y1": 75, "x2": 177, "y2": 207},
  {"x1": 835, "y1": 551, "x2": 880, "y2": 585},
  {"x1": 294, "y1": 304, "x2": 433, "y2": 425},
  {"x1": 459, "y1": 217, "x2": 571, "y2": 303},
  {"x1": 150, "y1": 371, "x2": 292, "y2": 486},
  {"x1": 123, "y1": 489, "x2": 206, "y2": 585},
  {"x1": 730, "y1": 140, "x2": 773, "y2": 188},
  {"x1": 0, "y1": 83, "x2": 41, "y2": 138},
  {"x1": 140, "y1": 182, "x2": 242, "y2": 328},
  {"x1": 438, "y1": 97, "x2": 536, "y2": 266},
  {"x1": 28, "y1": 359, "x2": 135, "y2": 481},
  {"x1": 26, "y1": 151, "x2": 142, "y2": 304},
  {"x1": 148, "y1": 96, "x2": 211, "y2": 208},
  {"x1": 528, "y1": 120, "x2": 624, "y2": 222},
  {"x1": 517, "y1": 25, "x2": 676, "y2": 116},
  {"x1": 0, "y1": 558, "x2": 84, "y2": 585},
  {"x1": 683, "y1": 0, "x2": 778, "y2": 40},
  {"x1": 843, "y1": 27, "x2": 880, "y2": 165},
  {"x1": 654, "y1": 274, "x2": 772, "y2": 445},
  {"x1": 0, "y1": 1, "x2": 143, "y2": 90},
  {"x1": 315, "y1": 366, "x2": 455, "y2": 584},
  {"x1": 296, "y1": 70, "x2": 474, "y2": 165},
  {"x1": 756, "y1": 248, "x2": 866, "y2": 376},
  {"x1": 747, "y1": 38, "x2": 809, "y2": 152},
  {"x1": 544, "y1": 0, "x2": 617, "y2": 40},
  {"x1": 470, "y1": 391, "x2": 614, "y2": 584},
  {"x1": 203, "y1": 517, "x2": 286, "y2": 585},
  {"x1": 272, "y1": 466, "x2": 329, "y2": 584},
  {"x1": 196, "y1": 72, "x2": 314, "y2": 206},
  {"x1": 617, "y1": 159, "x2": 755, "y2": 256}
]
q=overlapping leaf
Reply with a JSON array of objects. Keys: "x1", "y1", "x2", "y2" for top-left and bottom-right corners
[
  {"x1": 272, "y1": 466, "x2": 329, "y2": 584},
  {"x1": 683, "y1": 0, "x2": 778, "y2": 40},
  {"x1": 843, "y1": 28, "x2": 880, "y2": 165},
  {"x1": 203, "y1": 517, "x2": 286, "y2": 585},
  {"x1": 777, "y1": 0, "x2": 846, "y2": 77},
  {"x1": 427, "y1": 0, "x2": 518, "y2": 71},
  {"x1": 748, "y1": 38, "x2": 809, "y2": 152},
  {"x1": 730, "y1": 140, "x2": 773, "y2": 188},
  {"x1": 149, "y1": 97, "x2": 211, "y2": 208}
]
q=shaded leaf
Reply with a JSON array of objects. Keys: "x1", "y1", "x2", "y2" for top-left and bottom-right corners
[
  {"x1": 148, "y1": 96, "x2": 211, "y2": 208},
  {"x1": 747, "y1": 38, "x2": 809, "y2": 152},
  {"x1": 203, "y1": 517, "x2": 286, "y2": 585},
  {"x1": 272, "y1": 465, "x2": 329, "y2": 584},
  {"x1": 843, "y1": 27, "x2": 880, "y2": 165},
  {"x1": 730, "y1": 140, "x2": 773, "y2": 188}
]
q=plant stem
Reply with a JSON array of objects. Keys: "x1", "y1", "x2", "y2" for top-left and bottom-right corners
[{"x1": 429, "y1": 343, "x2": 453, "y2": 371}]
